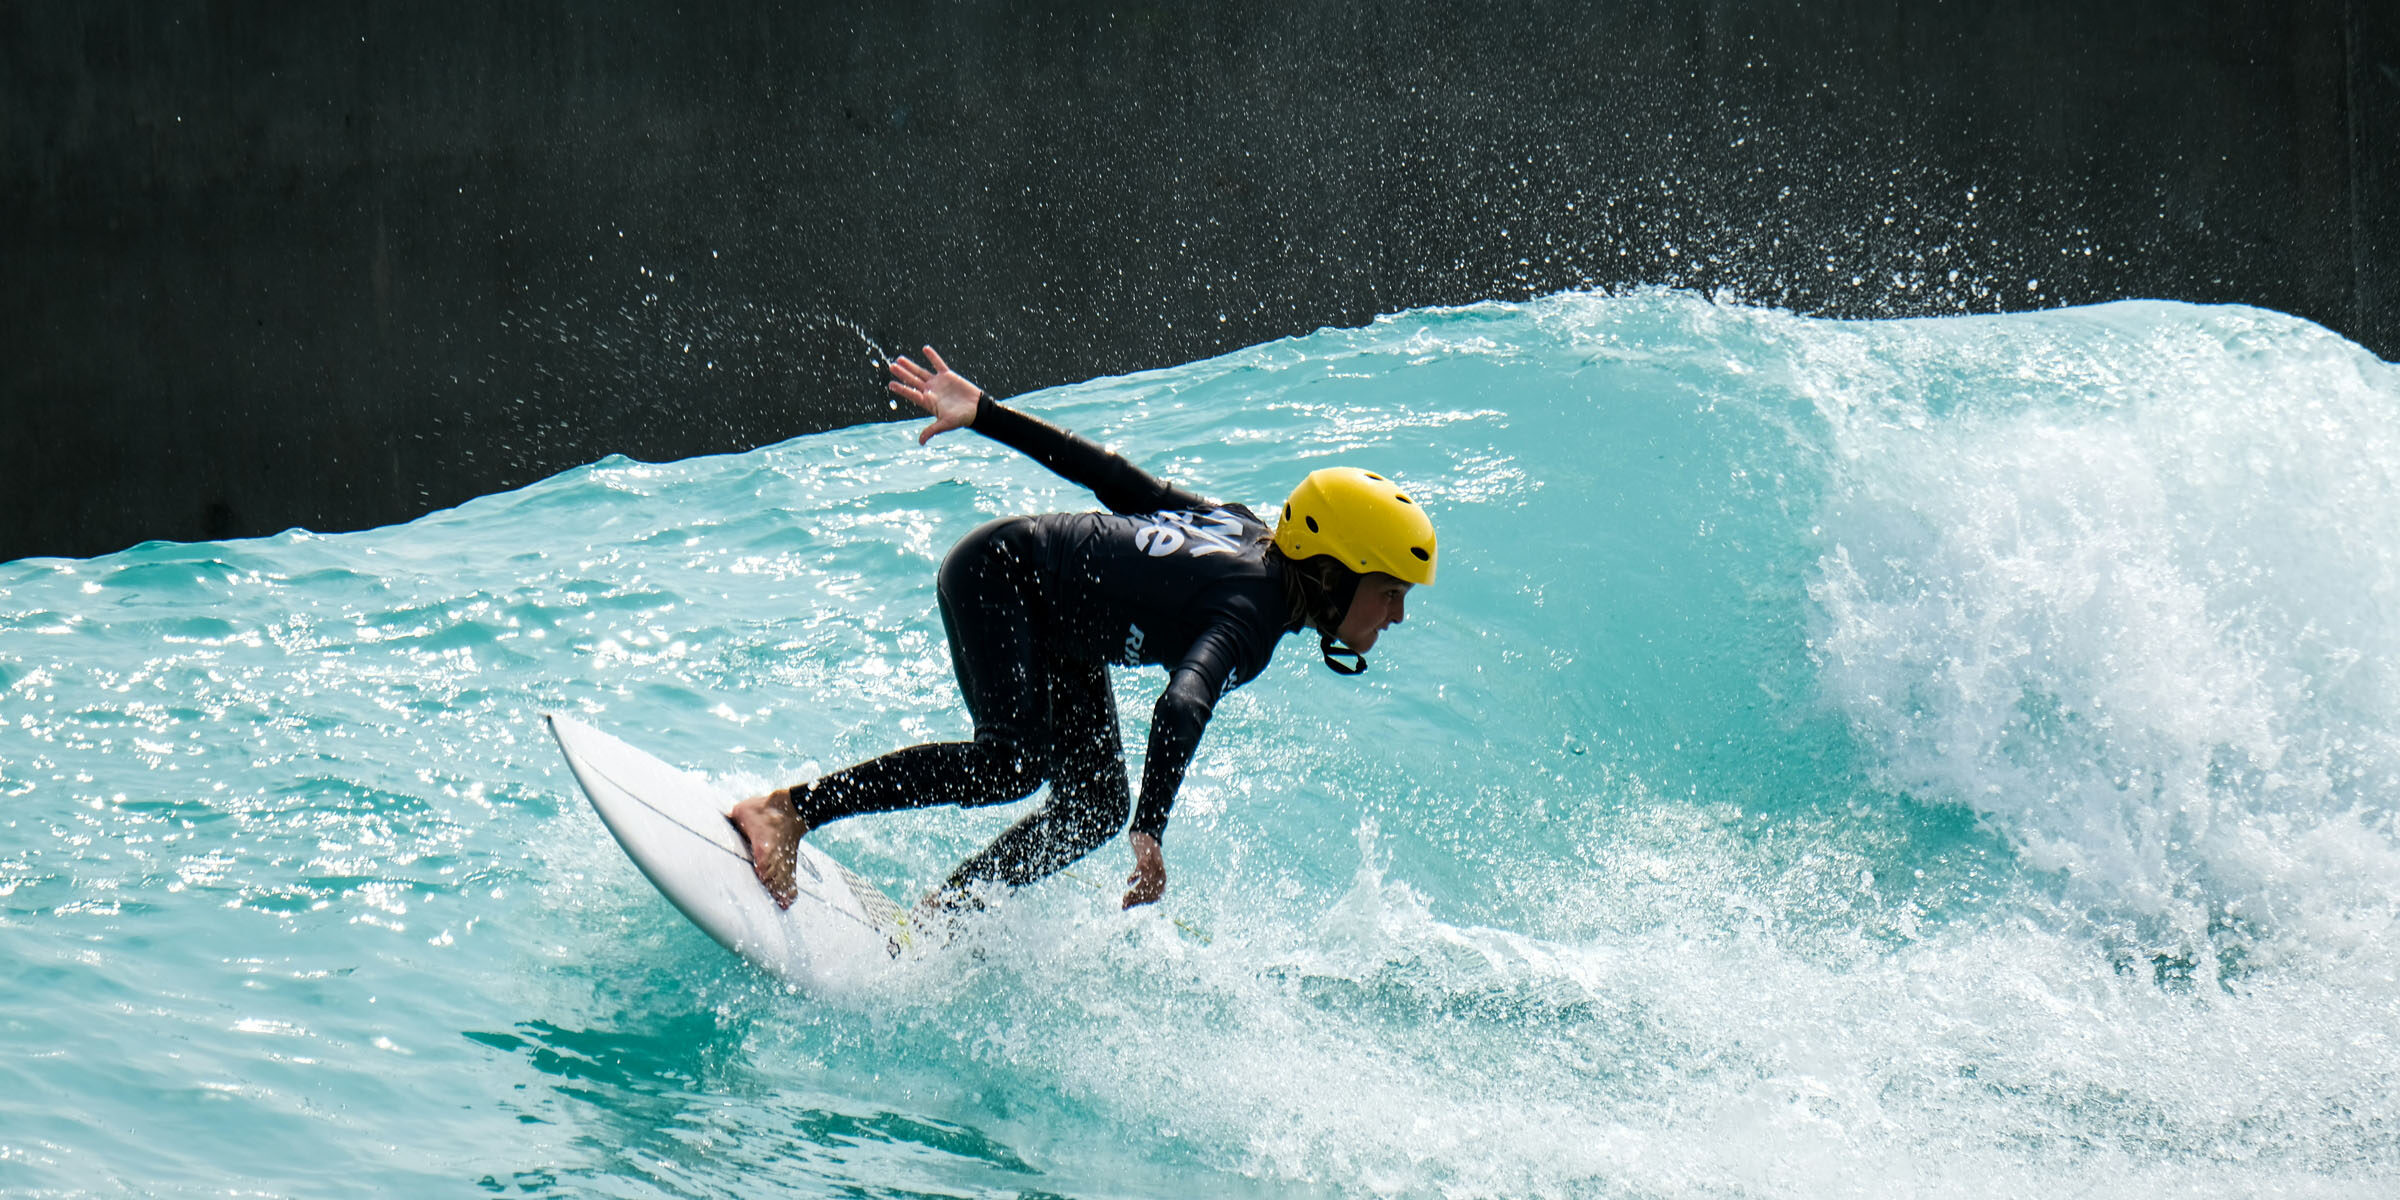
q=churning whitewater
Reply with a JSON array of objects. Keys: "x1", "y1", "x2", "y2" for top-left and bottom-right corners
[{"x1": 2, "y1": 292, "x2": 2395, "y2": 1197}]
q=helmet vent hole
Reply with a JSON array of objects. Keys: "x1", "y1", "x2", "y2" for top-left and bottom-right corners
[
  {"x1": 1305, "y1": 516, "x2": 1320, "y2": 533},
  {"x1": 1411, "y1": 547, "x2": 1430, "y2": 561},
  {"x1": 1396, "y1": 495, "x2": 1414, "y2": 505},
  {"x1": 1282, "y1": 503, "x2": 1291, "y2": 520},
  {"x1": 1364, "y1": 472, "x2": 1386, "y2": 481}
]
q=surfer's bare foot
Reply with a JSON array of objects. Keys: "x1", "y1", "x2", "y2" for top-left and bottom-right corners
[
  {"x1": 917, "y1": 885, "x2": 982, "y2": 919},
  {"x1": 912, "y1": 885, "x2": 984, "y2": 946},
  {"x1": 728, "y1": 789, "x2": 804, "y2": 909}
]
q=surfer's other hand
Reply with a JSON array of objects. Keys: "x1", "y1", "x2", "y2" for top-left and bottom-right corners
[
  {"x1": 886, "y1": 345, "x2": 982, "y2": 444},
  {"x1": 1122, "y1": 831, "x2": 1166, "y2": 909},
  {"x1": 728, "y1": 789, "x2": 803, "y2": 909}
]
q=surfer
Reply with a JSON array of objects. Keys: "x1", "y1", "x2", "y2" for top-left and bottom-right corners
[{"x1": 729, "y1": 347, "x2": 1436, "y2": 912}]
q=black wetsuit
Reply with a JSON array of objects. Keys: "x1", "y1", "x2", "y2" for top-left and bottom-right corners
[{"x1": 789, "y1": 394, "x2": 1300, "y2": 891}]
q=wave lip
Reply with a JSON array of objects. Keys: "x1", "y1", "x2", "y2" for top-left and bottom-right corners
[{"x1": 1800, "y1": 297, "x2": 2400, "y2": 976}]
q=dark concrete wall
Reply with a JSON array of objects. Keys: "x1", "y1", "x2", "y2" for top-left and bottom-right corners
[{"x1": 6, "y1": 1, "x2": 2394, "y2": 562}]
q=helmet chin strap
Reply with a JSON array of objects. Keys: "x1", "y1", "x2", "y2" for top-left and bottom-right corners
[{"x1": 1319, "y1": 631, "x2": 1368, "y2": 676}]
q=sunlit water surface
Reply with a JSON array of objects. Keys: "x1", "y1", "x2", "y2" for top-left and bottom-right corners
[{"x1": 4, "y1": 293, "x2": 2397, "y2": 1197}]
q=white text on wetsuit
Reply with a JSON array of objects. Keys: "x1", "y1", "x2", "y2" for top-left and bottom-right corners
[{"x1": 1131, "y1": 508, "x2": 1246, "y2": 558}]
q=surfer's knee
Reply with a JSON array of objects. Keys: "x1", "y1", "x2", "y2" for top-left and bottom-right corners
[
  {"x1": 961, "y1": 729, "x2": 1048, "y2": 805},
  {"x1": 1053, "y1": 776, "x2": 1129, "y2": 843}
]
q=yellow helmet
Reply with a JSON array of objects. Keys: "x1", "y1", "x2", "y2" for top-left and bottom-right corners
[{"x1": 1273, "y1": 468, "x2": 1438, "y2": 585}]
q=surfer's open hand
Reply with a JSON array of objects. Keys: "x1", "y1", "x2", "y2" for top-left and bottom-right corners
[
  {"x1": 887, "y1": 346, "x2": 983, "y2": 445},
  {"x1": 1122, "y1": 831, "x2": 1166, "y2": 908},
  {"x1": 728, "y1": 789, "x2": 804, "y2": 909}
]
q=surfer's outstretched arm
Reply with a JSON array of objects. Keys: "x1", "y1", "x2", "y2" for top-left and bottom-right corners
[
  {"x1": 887, "y1": 346, "x2": 982, "y2": 444},
  {"x1": 887, "y1": 345, "x2": 1208, "y2": 515},
  {"x1": 1115, "y1": 620, "x2": 1258, "y2": 907}
]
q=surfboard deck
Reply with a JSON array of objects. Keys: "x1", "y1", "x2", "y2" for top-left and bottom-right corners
[{"x1": 544, "y1": 712, "x2": 912, "y2": 990}]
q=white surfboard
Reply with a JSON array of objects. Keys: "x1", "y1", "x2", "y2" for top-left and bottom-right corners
[{"x1": 544, "y1": 713, "x2": 912, "y2": 991}]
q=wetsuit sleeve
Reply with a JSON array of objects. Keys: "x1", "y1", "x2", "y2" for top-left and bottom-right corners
[
  {"x1": 1129, "y1": 619, "x2": 1255, "y2": 841},
  {"x1": 971, "y1": 394, "x2": 1209, "y2": 515}
]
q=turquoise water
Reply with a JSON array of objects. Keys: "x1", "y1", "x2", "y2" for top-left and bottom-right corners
[{"x1": 4, "y1": 292, "x2": 2397, "y2": 1197}]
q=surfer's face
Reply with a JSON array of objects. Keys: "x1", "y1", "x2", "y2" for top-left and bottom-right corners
[{"x1": 1335, "y1": 572, "x2": 1412, "y2": 652}]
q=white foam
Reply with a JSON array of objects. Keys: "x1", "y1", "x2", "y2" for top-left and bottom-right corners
[{"x1": 1805, "y1": 303, "x2": 2400, "y2": 962}]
